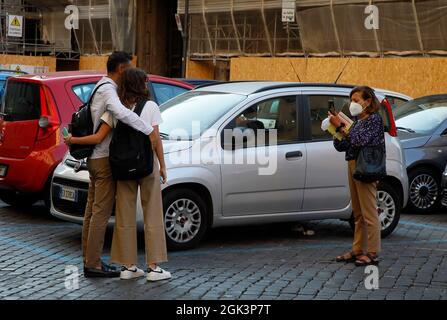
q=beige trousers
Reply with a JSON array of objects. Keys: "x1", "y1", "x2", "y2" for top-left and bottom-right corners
[
  {"x1": 110, "y1": 158, "x2": 168, "y2": 266},
  {"x1": 348, "y1": 160, "x2": 381, "y2": 254},
  {"x1": 82, "y1": 157, "x2": 116, "y2": 268}
]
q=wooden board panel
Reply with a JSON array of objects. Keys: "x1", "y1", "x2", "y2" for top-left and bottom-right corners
[
  {"x1": 230, "y1": 57, "x2": 447, "y2": 98},
  {"x1": 0, "y1": 54, "x2": 56, "y2": 72},
  {"x1": 79, "y1": 55, "x2": 138, "y2": 71},
  {"x1": 186, "y1": 60, "x2": 215, "y2": 79}
]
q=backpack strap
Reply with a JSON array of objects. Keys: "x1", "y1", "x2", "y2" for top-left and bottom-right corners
[
  {"x1": 87, "y1": 81, "x2": 113, "y2": 107},
  {"x1": 133, "y1": 99, "x2": 148, "y2": 116}
]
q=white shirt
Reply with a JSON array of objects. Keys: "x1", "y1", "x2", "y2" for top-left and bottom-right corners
[
  {"x1": 101, "y1": 100, "x2": 163, "y2": 130},
  {"x1": 89, "y1": 77, "x2": 153, "y2": 159}
]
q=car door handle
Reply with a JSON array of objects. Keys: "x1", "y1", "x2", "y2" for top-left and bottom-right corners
[{"x1": 286, "y1": 151, "x2": 303, "y2": 159}]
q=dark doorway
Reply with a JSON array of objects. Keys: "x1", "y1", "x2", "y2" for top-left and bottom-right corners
[{"x1": 166, "y1": 0, "x2": 183, "y2": 78}]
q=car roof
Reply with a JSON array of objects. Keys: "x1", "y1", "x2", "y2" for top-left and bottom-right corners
[
  {"x1": 7, "y1": 71, "x2": 194, "y2": 88},
  {"x1": 195, "y1": 81, "x2": 412, "y2": 100}
]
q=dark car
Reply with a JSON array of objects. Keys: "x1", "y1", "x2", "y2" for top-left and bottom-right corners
[
  {"x1": 442, "y1": 164, "x2": 447, "y2": 207},
  {"x1": 394, "y1": 94, "x2": 447, "y2": 214},
  {"x1": 175, "y1": 78, "x2": 221, "y2": 87}
]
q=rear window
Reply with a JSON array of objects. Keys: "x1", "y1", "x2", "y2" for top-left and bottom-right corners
[
  {"x1": 2, "y1": 81, "x2": 41, "y2": 121},
  {"x1": 72, "y1": 83, "x2": 96, "y2": 104},
  {"x1": 152, "y1": 82, "x2": 189, "y2": 105}
]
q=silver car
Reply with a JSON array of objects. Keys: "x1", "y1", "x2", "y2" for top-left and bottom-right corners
[{"x1": 51, "y1": 82, "x2": 410, "y2": 250}]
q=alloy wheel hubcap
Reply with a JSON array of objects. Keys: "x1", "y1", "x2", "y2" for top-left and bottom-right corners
[
  {"x1": 165, "y1": 198, "x2": 201, "y2": 243},
  {"x1": 377, "y1": 190, "x2": 396, "y2": 230},
  {"x1": 410, "y1": 174, "x2": 438, "y2": 209}
]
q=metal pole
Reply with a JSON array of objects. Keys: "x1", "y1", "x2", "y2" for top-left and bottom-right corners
[{"x1": 181, "y1": 0, "x2": 190, "y2": 78}]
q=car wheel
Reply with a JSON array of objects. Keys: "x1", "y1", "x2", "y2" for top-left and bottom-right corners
[
  {"x1": 163, "y1": 188, "x2": 209, "y2": 251},
  {"x1": 407, "y1": 167, "x2": 441, "y2": 214},
  {"x1": 349, "y1": 181, "x2": 401, "y2": 238},
  {"x1": 0, "y1": 190, "x2": 39, "y2": 208}
]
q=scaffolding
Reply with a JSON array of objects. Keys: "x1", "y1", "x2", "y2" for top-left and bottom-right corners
[
  {"x1": 0, "y1": 0, "x2": 136, "y2": 60},
  {"x1": 178, "y1": 0, "x2": 447, "y2": 60}
]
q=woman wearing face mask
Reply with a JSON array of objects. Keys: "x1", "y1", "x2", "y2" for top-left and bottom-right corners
[{"x1": 330, "y1": 86, "x2": 385, "y2": 267}]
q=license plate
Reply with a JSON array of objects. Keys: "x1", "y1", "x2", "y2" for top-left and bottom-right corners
[
  {"x1": 59, "y1": 186, "x2": 78, "y2": 202},
  {"x1": 0, "y1": 165, "x2": 7, "y2": 177}
]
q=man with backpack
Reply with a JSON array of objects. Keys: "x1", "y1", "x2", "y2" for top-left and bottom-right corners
[{"x1": 66, "y1": 52, "x2": 156, "y2": 277}]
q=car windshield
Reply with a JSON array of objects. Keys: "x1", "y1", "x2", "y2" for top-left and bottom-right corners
[
  {"x1": 394, "y1": 97, "x2": 447, "y2": 135},
  {"x1": 159, "y1": 91, "x2": 247, "y2": 140}
]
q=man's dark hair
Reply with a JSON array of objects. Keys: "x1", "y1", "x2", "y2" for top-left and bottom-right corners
[{"x1": 107, "y1": 51, "x2": 132, "y2": 73}]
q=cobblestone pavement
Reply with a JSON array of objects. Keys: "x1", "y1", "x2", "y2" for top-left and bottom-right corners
[{"x1": 0, "y1": 201, "x2": 446, "y2": 300}]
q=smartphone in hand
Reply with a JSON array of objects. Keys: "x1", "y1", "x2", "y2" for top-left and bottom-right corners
[
  {"x1": 328, "y1": 100, "x2": 337, "y2": 116},
  {"x1": 62, "y1": 127, "x2": 69, "y2": 138}
]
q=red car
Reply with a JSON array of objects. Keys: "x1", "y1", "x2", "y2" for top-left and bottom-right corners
[{"x1": 0, "y1": 71, "x2": 193, "y2": 209}]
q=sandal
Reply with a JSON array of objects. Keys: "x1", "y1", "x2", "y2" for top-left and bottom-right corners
[
  {"x1": 335, "y1": 251, "x2": 363, "y2": 263},
  {"x1": 355, "y1": 253, "x2": 379, "y2": 267}
]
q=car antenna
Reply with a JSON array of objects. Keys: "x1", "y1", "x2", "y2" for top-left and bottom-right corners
[{"x1": 334, "y1": 57, "x2": 351, "y2": 84}]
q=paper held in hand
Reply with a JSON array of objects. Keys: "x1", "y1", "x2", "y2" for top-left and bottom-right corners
[{"x1": 321, "y1": 112, "x2": 353, "y2": 141}]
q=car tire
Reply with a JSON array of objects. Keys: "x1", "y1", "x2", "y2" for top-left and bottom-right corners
[
  {"x1": 349, "y1": 181, "x2": 401, "y2": 238},
  {"x1": 0, "y1": 190, "x2": 39, "y2": 208},
  {"x1": 163, "y1": 188, "x2": 209, "y2": 251},
  {"x1": 407, "y1": 167, "x2": 441, "y2": 214},
  {"x1": 43, "y1": 177, "x2": 53, "y2": 212}
]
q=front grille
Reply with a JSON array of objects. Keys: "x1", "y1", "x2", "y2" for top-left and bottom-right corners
[
  {"x1": 52, "y1": 177, "x2": 89, "y2": 217},
  {"x1": 52, "y1": 177, "x2": 115, "y2": 217}
]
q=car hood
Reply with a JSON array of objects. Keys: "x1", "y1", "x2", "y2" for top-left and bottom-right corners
[
  {"x1": 162, "y1": 140, "x2": 194, "y2": 154},
  {"x1": 398, "y1": 134, "x2": 431, "y2": 149}
]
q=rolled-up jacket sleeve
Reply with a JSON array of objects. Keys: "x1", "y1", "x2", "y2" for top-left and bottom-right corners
[
  {"x1": 334, "y1": 137, "x2": 350, "y2": 152},
  {"x1": 102, "y1": 86, "x2": 153, "y2": 135}
]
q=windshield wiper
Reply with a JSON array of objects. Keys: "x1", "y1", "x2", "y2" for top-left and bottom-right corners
[{"x1": 397, "y1": 127, "x2": 416, "y2": 133}]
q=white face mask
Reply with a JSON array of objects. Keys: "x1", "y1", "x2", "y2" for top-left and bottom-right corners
[{"x1": 349, "y1": 102, "x2": 365, "y2": 117}]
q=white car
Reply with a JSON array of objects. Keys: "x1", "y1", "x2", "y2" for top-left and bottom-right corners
[{"x1": 51, "y1": 82, "x2": 410, "y2": 250}]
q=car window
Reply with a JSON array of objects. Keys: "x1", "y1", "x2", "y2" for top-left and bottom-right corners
[
  {"x1": 223, "y1": 96, "x2": 298, "y2": 148},
  {"x1": 386, "y1": 96, "x2": 407, "y2": 110},
  {"x1": 152, "y1": 82, "x2": 188, "y2": 105},
  {"x1": 0, "y1": 80, "x2": 5, "y2": 100},
  {"x1": 72, "y1": 83, "x2": 96, "y2": 104},
  {"x1": 160, "y1": 91, "x2": 246, "y2": 140},
  {"x1": 394, "y1": 97, "x2": 447, "y2": 134},
  {"x1": 2, "y1": 81, "x2": 41, "y2": 121},
  {"x1": 308, "y1": 95, "x2": 351, "y2": 141}
]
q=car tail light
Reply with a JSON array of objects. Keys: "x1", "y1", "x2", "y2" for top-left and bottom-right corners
[
  {"x1": 37, "y1": 86, "x2": 60, "y2": 141},
  {"x1": 381, "y1": 98, "x2": 397, "y2": 137}
]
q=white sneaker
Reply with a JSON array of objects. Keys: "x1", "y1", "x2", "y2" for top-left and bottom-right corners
[
  {"x1": 120, "y1": 266, "x2": 145, "y2": 280},
  {"x1": 147, "y1": 266, "x2": 172, "y2": 282}
]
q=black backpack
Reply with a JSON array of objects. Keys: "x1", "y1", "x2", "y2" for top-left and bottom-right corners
[
  {"x1": 68, "y1": 82, "x2": 111, "y2": 160},
  {"x1": 109, "y1": 99, "x2": 154, "y2": 181}
]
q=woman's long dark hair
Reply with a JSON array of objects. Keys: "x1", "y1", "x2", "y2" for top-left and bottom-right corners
[
  {"x1": 118, "y1": 67, "x2": 150, "y2": 107},
  {"x1": 350, "y1": 86, "x2": 381, "y2": 114}
]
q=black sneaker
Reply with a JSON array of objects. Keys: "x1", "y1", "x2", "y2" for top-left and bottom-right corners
[
  {"x1": 84, "y1": 262, "x2": 120, "y2": 278},
  {"x1": 101, "y1": 260, "x2": 120, "y2": 273}
]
